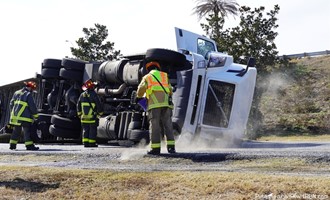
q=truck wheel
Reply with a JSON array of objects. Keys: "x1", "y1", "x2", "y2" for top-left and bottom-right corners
[
  {"x1": 61, "y1": 58, "x2": 87, "y2": 71},
  {"x1": 38, "y1": 113, "x2": 52, "y2": 124},
  {"x1": 49, "y1": 124, "x2": 81, "y2": 139},
  {"x1": 145, "y1": 48, "x2": 186, "y2": 67},
  {"x1": 59, "y1": 68, "x2": 84, "y2": 82},
  {"x1": 42, "y1": 58, "x2": 62, "y2": 69},
  {"x1": 51, "y1": 114, "x2": 81, "y2": 130},
  {"x1": 41, "y1": 68, "x2": 60, "y2": 78},
  {"x1": 128, "y1": 129, "x2": 149, "y2": 143}
]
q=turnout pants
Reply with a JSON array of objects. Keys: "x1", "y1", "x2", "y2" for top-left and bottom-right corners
[
  {"x1": 148, "y1": 107, "x2": 175, "y2": 150},
  {"x1": 10, "y1": 122, "x2": 34, "y2": 146},
  {"x1": 82, "y1": 123, "x2": 97, "y2": 144}
]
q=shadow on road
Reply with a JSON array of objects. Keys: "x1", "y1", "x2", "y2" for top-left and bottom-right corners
[
  {"x1": 147, "y1": 152, "x2": 236, "y2": 162},
  {"x1": 241, "y1": 141, "x2": 324, "y2": 148}
]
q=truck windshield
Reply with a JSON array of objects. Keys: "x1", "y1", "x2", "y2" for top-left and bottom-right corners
[
  {"x1": 202, "y1": 80, "x2": 235, "y2": 128},
  {"x1": 197, "y1": 38, "x2": 216, "y2": 58}
]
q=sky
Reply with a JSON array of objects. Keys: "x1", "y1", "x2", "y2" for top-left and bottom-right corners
[{"x1": 0, "y1": 0, "x2": 329, "y2": 86}]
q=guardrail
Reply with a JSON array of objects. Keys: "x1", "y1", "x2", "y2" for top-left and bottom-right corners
[{"x1": 278, "y1": 50, "x2": 330, "y2": 59}]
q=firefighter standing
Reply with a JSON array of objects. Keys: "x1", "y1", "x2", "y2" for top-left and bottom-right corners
[
  {"x1": 77, "y1": 79, "x2": 103, "y2": 147},
  {"x1": 9, "y1": 81, "x2": 39, "y2": 150},
  {"x1": 136, "y1": 61, "x2": 176, "y2": 155}
]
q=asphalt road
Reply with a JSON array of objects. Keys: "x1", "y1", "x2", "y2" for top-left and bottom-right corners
[{"x1": 0, "y1": 139, "x2": 329, "y2": 175}]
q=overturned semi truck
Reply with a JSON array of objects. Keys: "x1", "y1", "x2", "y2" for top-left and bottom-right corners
[{"x1": 0, "y1": 27, "x2": 256, "y2": 146}]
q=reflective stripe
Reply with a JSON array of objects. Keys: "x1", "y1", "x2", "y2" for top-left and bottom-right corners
[
  {"x1": 82, "y1": 138, "x2": 89, "y2": 143},
  {"x1": 89, "y1": 139, "x2": 96, "y2": 143},
  {"x1": 81, "y1": 120, "x2": 96, "y2": 123},
  {"x1": 10, "y1": 100, "x2": 33, "y2": 124},
  {"x1": 80, "y1": 102, "x2": 96, "y2": 123},
  {"x1": 151, "y1": 143, "x2": 161, "y2": 148},
  {"x1": 25, "y1": 141, "x2": 34, "y2": 145},
  {"x1": 10, "y1": 139, "x2": 18, "y2": 144},
  {"x1": 145, "y1": 70, "x2": 171, "y2": 110},
  {"x1": 167, "y1": 140, "x2": 175, "y2": 146}
]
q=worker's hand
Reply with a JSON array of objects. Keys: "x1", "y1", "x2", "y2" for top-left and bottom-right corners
[{"x1": 6, "y1": 124, "x2": 13, "y2": 129}]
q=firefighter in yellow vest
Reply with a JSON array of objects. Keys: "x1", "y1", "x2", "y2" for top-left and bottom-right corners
[
  {"x1": 137, "y1": 61, "x2": 176, "y2": 155},
  {"x1": 9, "y1": 81, "x2": 39, "y2": 150},
  {"x1": 77, "y1": 79, "x2": 103, "y2": 147}
]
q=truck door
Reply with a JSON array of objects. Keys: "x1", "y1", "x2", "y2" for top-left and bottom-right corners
[
  {"x1": 175, "y1": 27, "x2": 218, "y2": 58},
  {"x1": 174, "y1": 27, "x2": 219, "y2": 136}
]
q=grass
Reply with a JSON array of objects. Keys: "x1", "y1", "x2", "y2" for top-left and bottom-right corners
[
  {"x1": 259, "y1": 55, "x2": 330, "y2": 136},
  {"x1": 0, "y1": 162, "x2": 329, "y2": 200},
  {"x1": 258, "y1": 134, "x2": 330, "y2": 142}
]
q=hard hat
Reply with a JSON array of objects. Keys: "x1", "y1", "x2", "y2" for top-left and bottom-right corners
[
  {"x1": 146, "y1": 61, "x2": 161, "y2": 71},
  {"x1": 24, "y1": 81, "x2": 37, "y2": 90},
  {"x1": 82, "y1": 79, "x2": 95, "y2": 90}
]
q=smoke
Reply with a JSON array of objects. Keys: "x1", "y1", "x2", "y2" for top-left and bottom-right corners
[
  {"x1": 120, "y1": 141, "x2": 148, "y2": 160},
  {"x1": 176, "y1": 129, "x2": 243, "y2": 152},
  {"x1": 262, "y1": 72, "x2": 290, "y2": 94}
]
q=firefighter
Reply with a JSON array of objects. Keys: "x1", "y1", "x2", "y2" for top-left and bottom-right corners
[
  {"x1": 9, "y1": 81, "x2": 39, "y2": 150},
  {"x1": 77, "y1": 79, "x2": 103, "y2": 147},
  {"x1": 136, "y1": 61, "x2": 176, "y2": 155}
]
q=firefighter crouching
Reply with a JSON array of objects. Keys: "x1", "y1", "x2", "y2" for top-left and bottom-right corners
[
  {"x1": 9, "y1": 81, "x2": 39, "y2": 150},
  {"x1": 77, "y1": 79, "x2": 103, "y2": 148},
  {"x1": 136, "y1": 61, "x2": 176, "y2": 155}
]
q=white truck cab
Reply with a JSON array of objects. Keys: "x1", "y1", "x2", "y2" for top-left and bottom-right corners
[{"x1": 174, "y1": 27, "x2": 257, "y2": 142}]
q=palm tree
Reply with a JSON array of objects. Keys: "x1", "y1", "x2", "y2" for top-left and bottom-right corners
[
  {"x1": 193, "y1": 0, "x2": 240, "y2": 40},
  {"x1": 193, "y1": 0, "x2": 239, "y2": 20}
]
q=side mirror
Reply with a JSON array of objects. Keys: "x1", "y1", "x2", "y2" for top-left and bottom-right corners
[
  {"x1": 237, "y1": 57, "x2": 255, "y2": 77},
  {"x1": 247, "y1": 57, "x2": 256, "y2": 67}
]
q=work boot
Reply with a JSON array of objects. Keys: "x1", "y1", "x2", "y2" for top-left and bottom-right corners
[
  {"x1": 167, "y1": 147, "x2": 176, "y2": 154},
  {"x1": 84, "y1": 143, "x2": 90, "y2": 148},
  {"x1": 9, "y1": 144, "x2": 16, "y2": 150},
  {"x1": 26, "y1": 144, "x2": 39, "y2": 151},
  {"x1": 89, "y1": 143, "x2": 98, "y2": 148},
  {"x1": 147, "y1": 148, "x2": 160, "y2": 155}
]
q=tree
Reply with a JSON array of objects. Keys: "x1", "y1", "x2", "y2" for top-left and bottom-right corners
[
  {"x1": 216, "y1": 5, "x2": 280, "y2": 69},
  {"x1": 197, "y1": 4, "x2": 281, "y2": 138},
  {"x1": 193, "y1": 0, "x2": 240, "y2": 38},
  {"x1": 71, "y1": 23, "x2": 121, "y2": 62}
]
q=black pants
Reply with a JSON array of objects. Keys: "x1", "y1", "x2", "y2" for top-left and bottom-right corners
[
  {"x1": 10, "y1": 122, "x2": 34, "y2": 146},
  {"x1": 82, "y1": 123, "x2": 97, "y2": 143}
]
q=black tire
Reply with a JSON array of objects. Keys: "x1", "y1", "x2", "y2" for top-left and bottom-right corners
[
  {"x1": 128, "y1": 121, "x2": 142, "y2": 130},
  {"x1": 51, "y1": 114, "x2": 81, "y2": 130},
  {"x1": 59, "y1": 68, "x2": 84, "y2": 82},
  {"x1": 38, "y1": 113, "x2": 52, "y2": 124},
  {"x1": 41, "y1": 68, "x2": 60, "y2": 78},
  {"x1": 128, "y1": 129, "x2": 149, "y2": 142},
  {"x1": 145, "y1": 48, "x2": 186, "y2": 67},
  {"x1": 37, "y1": 121, "x2": 52, "y2": 138},
  {"x1": 61, "y1": 58, "x2": 87, "y2": 71},
  {"x1": 49, "y1": 124, "x2": 81, "y2": 139},
  {"x1": 42, "y1": 58, "x2": 62, "y2": 69}
]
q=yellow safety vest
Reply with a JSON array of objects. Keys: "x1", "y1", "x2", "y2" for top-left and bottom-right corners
[{"x1": 145, "y1": 70, "x2": 172, "y2": 110}]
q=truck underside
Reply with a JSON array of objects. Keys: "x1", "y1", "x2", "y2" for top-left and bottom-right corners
[{"x1": 0, "y1": 28, "x2": 257, "y2": 147}]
